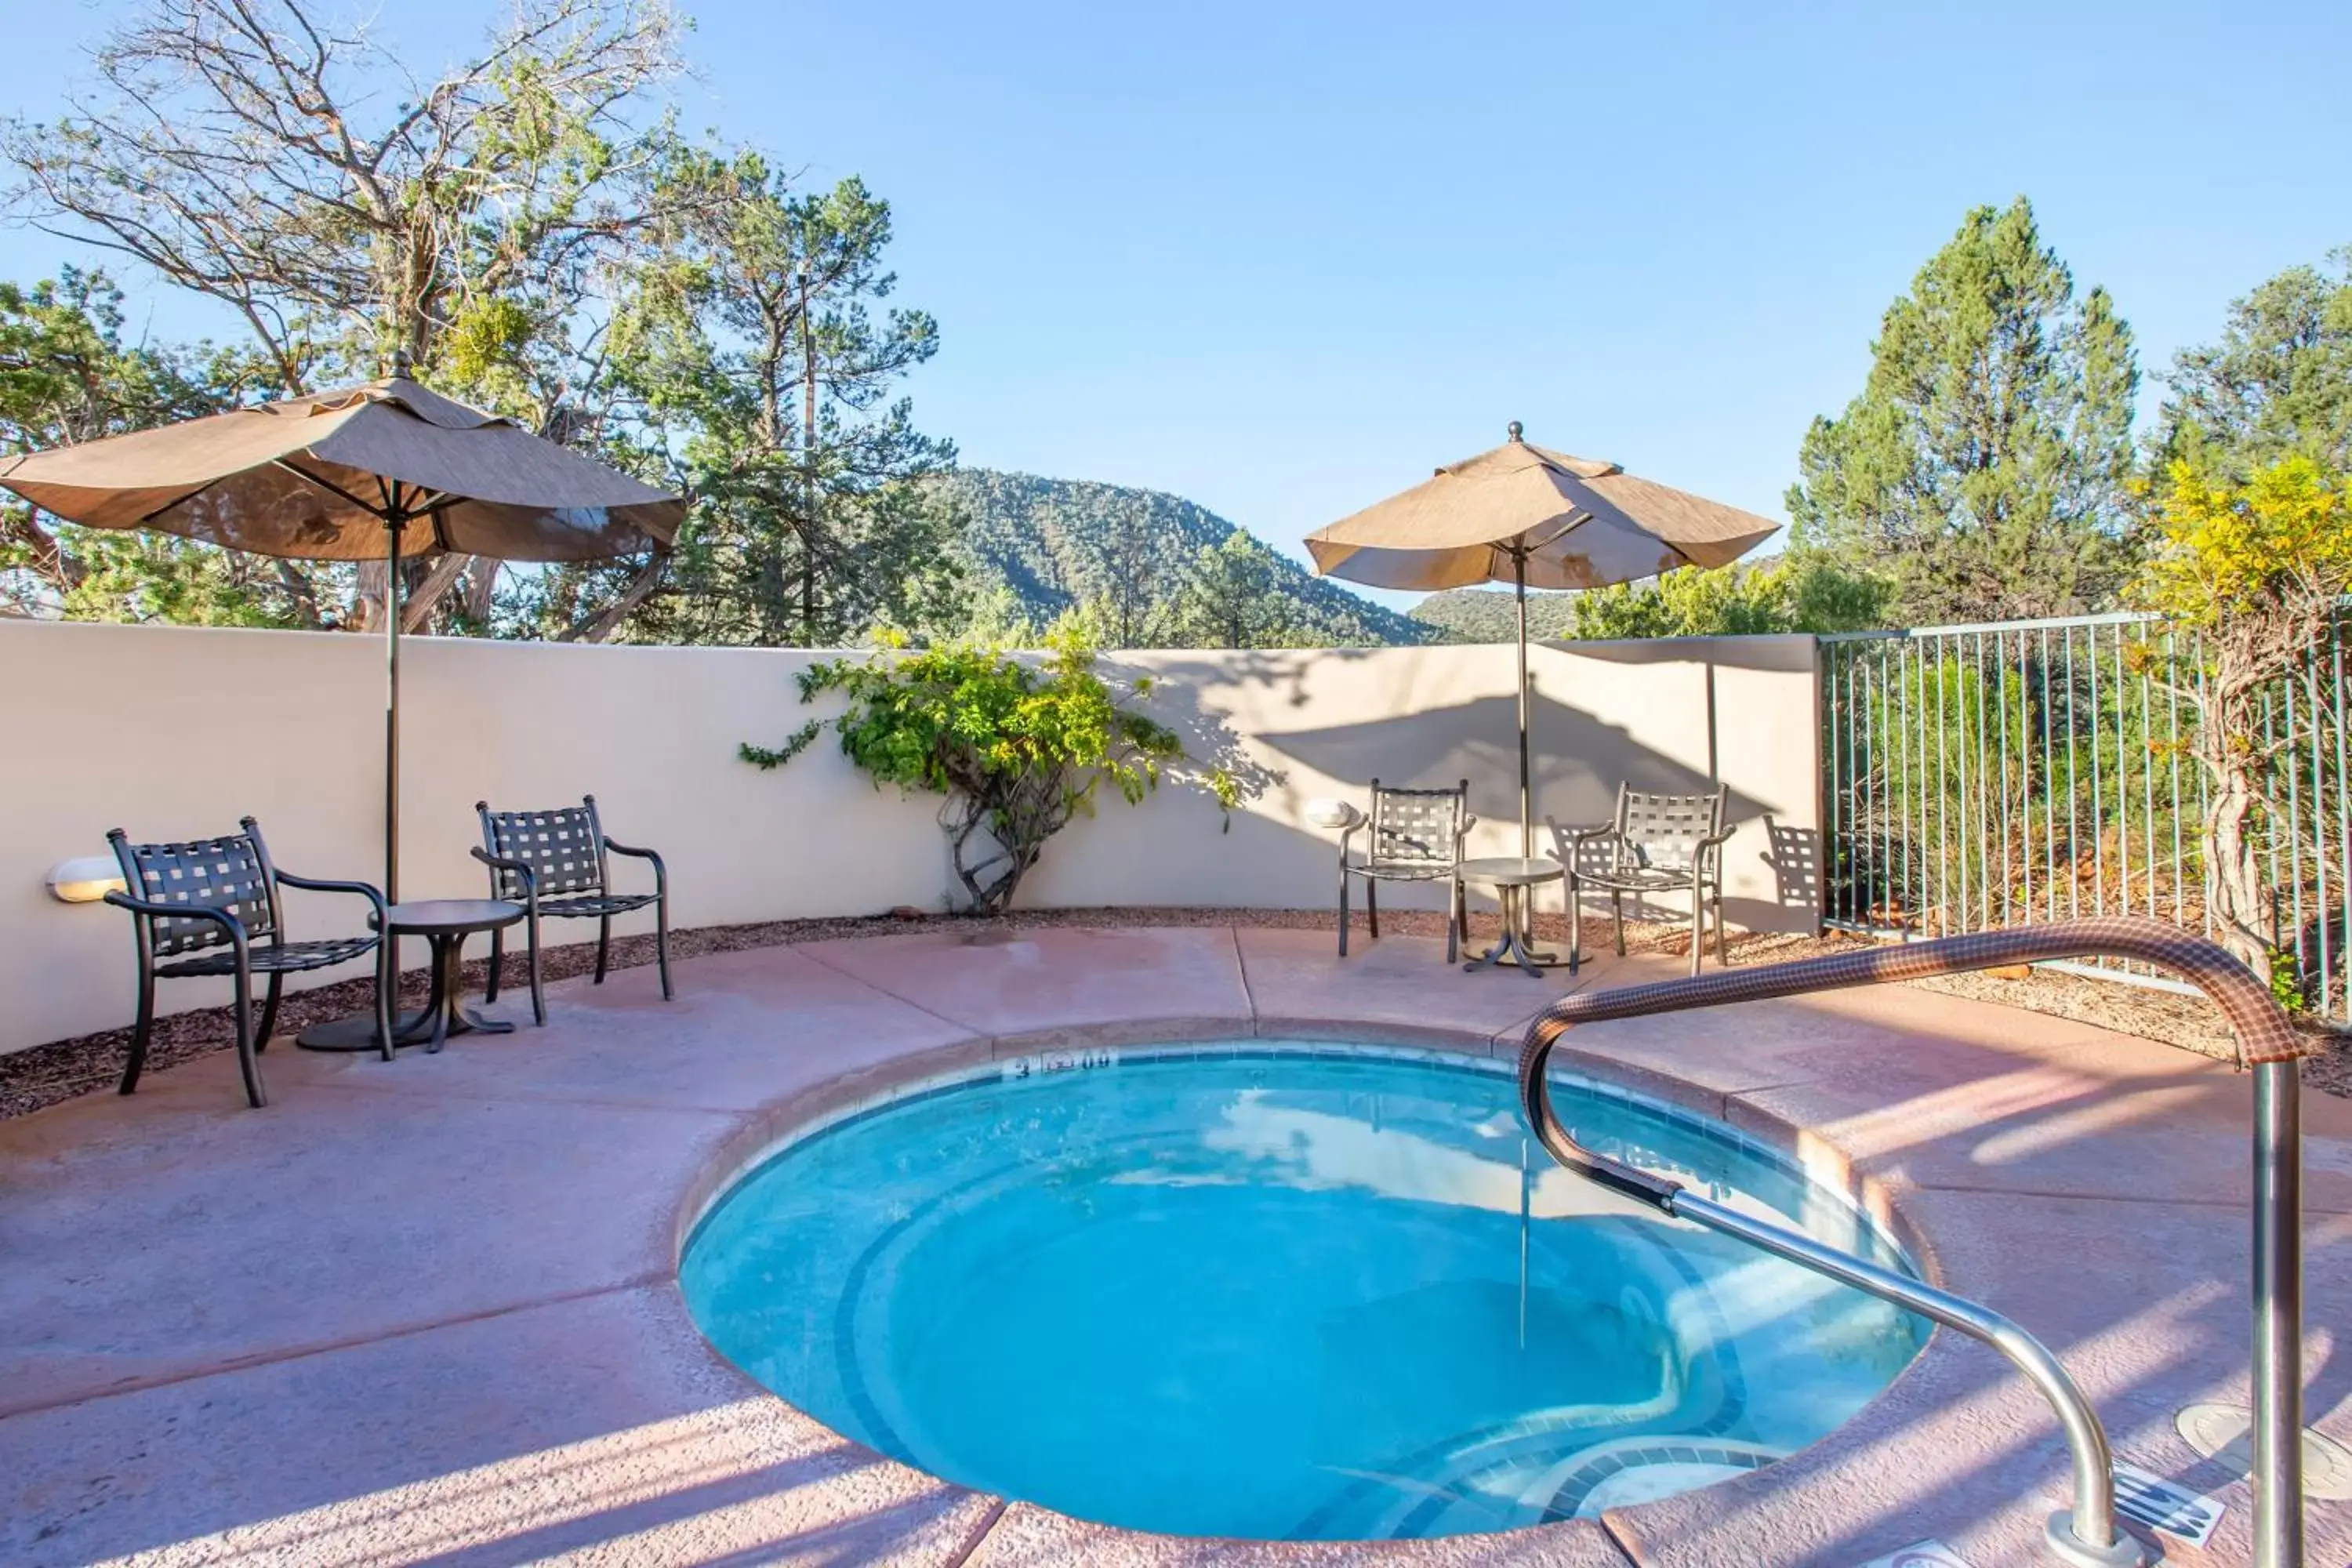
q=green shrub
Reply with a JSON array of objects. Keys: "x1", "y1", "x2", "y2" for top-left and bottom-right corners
[{"x1": 744, "y1": 631, "x2": 1232, "y2": 913}]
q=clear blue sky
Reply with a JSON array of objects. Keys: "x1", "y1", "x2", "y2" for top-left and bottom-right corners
[{"x1": 7, "y1": 1, "x2": 2351, "y2": 603}]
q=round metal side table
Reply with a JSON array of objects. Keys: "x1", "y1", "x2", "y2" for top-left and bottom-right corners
[
  {"x1": 1457, "y1": 856, "x2": 1566, "y2": 977},
  {"x1": 297, "y1": 898, "x2": 524, "y2": 1054}
]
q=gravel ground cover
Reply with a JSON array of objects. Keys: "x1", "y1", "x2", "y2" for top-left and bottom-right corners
[{"x1": 5, "y1": 905, "x2": 2343, "y2": 1120}]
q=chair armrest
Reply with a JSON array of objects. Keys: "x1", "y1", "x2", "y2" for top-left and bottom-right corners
[
  {"x1": 604, "y1": 837, "x2": 667, "y2": 892},
  {"x1": 103, "y1": 892, "x2": 252, "y2": 953},
  {"x1": 471, "y1": 847, "x2": 539, "y2": 909},
  {"x1": 273, "y1": 869, "x2": 390, "y2": 928},
  {"x1": 1694, "y1": 826, "x2": 1737, "y2": 876},
  {"x1": 1567, "y1": 822, "x2": 1618, "y2": 845}
]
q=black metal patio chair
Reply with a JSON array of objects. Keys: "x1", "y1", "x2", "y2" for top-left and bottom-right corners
[
  {"x1": 474, "y1": 795, "x2": 672, "y2": 1025},
  {"x1": 104, "y1": 819, "x2": 390, "y2": 1109},
  {"x1": 1338, "y1": 779, "x2": 1474, "y2": 963},
  {"x1": 1562, "y1": 783, "x2": 1733, "y2": 977}
]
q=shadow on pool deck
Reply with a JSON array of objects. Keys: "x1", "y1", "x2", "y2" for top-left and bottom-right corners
[{"x1": 1, "y1": 925, "x2": 2347, "y2": 1567}]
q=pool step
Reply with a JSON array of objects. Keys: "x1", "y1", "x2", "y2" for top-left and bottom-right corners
[{"x1": 1294, "y1": 1407, "x2": 1788, "y2": 1539}]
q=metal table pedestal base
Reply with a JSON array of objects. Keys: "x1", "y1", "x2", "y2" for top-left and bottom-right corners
[
  {"x1": 1458, "y1": 858, "x2": 1566, "y2": 978},
  {"x1": 296, "y1": 939, "x2": 514, "y2": 1052}
]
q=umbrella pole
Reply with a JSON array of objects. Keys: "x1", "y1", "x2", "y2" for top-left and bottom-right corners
[
  {"x1": 300, "y1": 507, "x2": 408, "y2": 1050},
  {"x1": 384, "y1": 510, "x2": 401, "y2": 904},
  {"x1": 1515, "y1": 548, "x2": 1531, "y2": 858}
]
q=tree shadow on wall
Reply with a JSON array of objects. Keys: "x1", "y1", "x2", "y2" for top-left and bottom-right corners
[
  {"x1": 1105, "y1": 654, "x2": 1296, "y2": 811},
  {"x1": 1149, "y1": 644, "x2": 1392, "y2": 714},
  {"x1": 1251, "y1": 690, "x2": 1768, "y2": 834}
]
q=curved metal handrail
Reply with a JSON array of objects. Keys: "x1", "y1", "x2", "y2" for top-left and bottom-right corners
[{"x1": 1516, "y1": 916, "x2": 2310, "y2": 1568}]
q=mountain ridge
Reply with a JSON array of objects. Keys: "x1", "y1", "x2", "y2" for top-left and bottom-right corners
[
  {"x1": 1406, "y1": 587, "x2": 1581, "y2": 643},
  {"x1": 941, "y1": 468, "x2": 1434, "y2": 645}
]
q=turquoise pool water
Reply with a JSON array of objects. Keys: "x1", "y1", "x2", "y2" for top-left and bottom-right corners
[{"x1": 679, "y1": 1045, "x2": 1926, "y2": 1541}]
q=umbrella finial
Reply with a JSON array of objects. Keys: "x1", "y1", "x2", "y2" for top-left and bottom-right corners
[
  {"x1": 1507, "y1": 420, "x2": 1523, "y2": 443},
  {"x1": 387, "y1": 347, "x2": 412, "y2": 382}
]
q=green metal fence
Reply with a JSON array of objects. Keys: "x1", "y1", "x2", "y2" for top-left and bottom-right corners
[{"x1": 1819, "y1": 610, "x2": 2352, "y2": 1023}]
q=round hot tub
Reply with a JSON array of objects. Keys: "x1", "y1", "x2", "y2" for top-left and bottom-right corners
[{"x1": 680, "y1": 1044, "x2": 1926, "y2": 1541}]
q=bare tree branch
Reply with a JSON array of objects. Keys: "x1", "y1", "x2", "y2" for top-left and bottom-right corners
[
  {"x1": 398, "y1": 551, "x2": 470, "y2": 631},
  {"x1": 555, "y1": 549, "x2": 666, "y2": 642},
  {"x1": 5, "y1": 0, "x2": 684, "y2": 389}
]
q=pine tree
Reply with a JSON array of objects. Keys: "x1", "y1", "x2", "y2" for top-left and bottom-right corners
[
  {"x1": 1788, "y1": 198, "x2": 2139, "y2": 624},
  {"x1": 2154, "y1": 246, "x2": 2352, "y2": 477},
  {"x1": 618, "y1": 158, "x2": 957, "y2": 646},
  {"x1": 1080, "y1": 492, "x2": 1181, "y2": 648},
  {"x1": 1173, "y1": 533, "x2": 1292, "y2": 648}
]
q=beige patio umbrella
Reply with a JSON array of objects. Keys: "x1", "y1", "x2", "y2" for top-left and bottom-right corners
[
  {"x1": 0, "y1": 376, "x2": 684, "y2": 903},
  {"x1": 1306, "y1": 422, "x2": 1778, "y2": 853}
]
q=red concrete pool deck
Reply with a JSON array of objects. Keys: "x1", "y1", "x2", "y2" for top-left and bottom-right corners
[{"x1": 1, "y1": 923, "x2": 2347, "y2": 1567}]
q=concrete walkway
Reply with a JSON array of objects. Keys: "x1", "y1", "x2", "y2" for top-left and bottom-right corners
[{"x1": 2, "y1": 925, "x2": 2347, "y2": 1567}]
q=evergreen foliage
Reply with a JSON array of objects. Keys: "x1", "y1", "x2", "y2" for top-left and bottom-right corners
[
  {"x1": 1408, "y1": 589, "x2": 1579, "y2": 643},
  {"x1": 1173, "y1": 533, "x2": 1296, "y2": 649},
  {"x1": 1566, "y1": 557, "x2": 1891, "y2": 639},
  {"x1": 594, "y1": 160, "x2": 959, "y2": 647},
  {"x1": 1787, "y1": 198, "x2": 2139, "y2": 624},
  {"x1": 1411, "y1": 557, "x2": 1890, "y2": 642},
  {"x1": 2154, "y1": 247, "x2": 2352, "y2": 478}
]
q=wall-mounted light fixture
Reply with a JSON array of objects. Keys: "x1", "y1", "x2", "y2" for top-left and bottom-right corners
[
  {"x1": 47, "y1": 856, "x2": 127, "y2": 904},
  {"x1": 1301, "y1": 798, "x2": 1366, "y2": 832}
]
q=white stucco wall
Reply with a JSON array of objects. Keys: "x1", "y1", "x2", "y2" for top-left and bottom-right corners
[{"x1": 0, "y1": 619, "x2": 1821, "y2": 1054}]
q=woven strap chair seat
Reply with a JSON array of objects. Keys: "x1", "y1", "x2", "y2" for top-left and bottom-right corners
[
  {"x1": 1608, "y1": 791, "x2": 1720, "y2": 872},
  {"x1": 1576, "y1": 865, "x2": 1704, "y2": 894},
  {"x1": 1361, "y1": 786, "x2": 1463, "y2": 866},
  {"x1": 155, "y1": 934, "x2": 380, "y2": 979},
  {"x1": 1354, "y1": 860, "x2": 1459, "y2": 883},
  {"x1": 535, "y1": 891, "x2": 660, "y2": 920}
]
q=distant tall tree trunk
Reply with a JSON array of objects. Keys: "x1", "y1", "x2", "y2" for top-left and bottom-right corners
[{"x1": 799, "y1": 265, "x2": 820, "y2": 644}]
